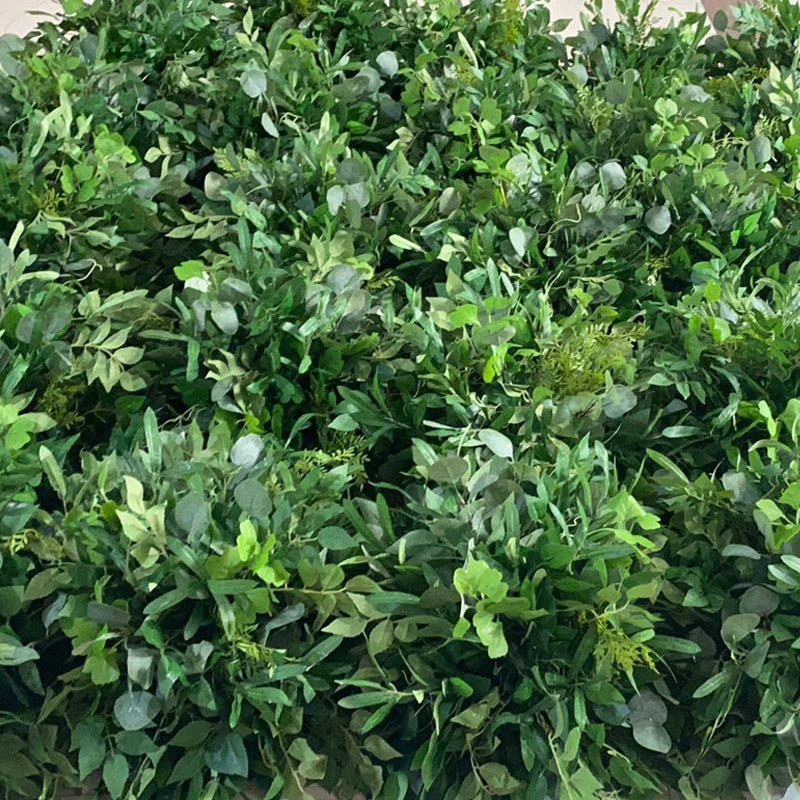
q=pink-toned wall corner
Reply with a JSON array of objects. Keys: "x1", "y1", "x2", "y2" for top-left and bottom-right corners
[
  {"x1": 702, "y1": 0, "x2": 740, "y2": 17},
  {"x1": 2, "y1": 0, "x2": 60, "y2": 35}
]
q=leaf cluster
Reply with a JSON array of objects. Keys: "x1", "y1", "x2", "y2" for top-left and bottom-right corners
[{"x1": 2, "y1": 1, "x2": 800, "y2": 799}]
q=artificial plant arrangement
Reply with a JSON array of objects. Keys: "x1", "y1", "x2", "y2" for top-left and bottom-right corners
[{"x1": 2, "y1": 0, "x2": 800, "y2": 798}]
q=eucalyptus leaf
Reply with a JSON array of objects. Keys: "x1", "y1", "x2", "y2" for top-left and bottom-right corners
[
  {"x1": 600, "y1": 161, "x2": 626, "y2": 191},
  {"x1": 210, "y1": 301, "x2": 239, "y2": 335},
  {"x1": 602, "y1": 385, "x2": 637, "y2": 419},
  {"x1": 605, "y1": 78, "x2": 629, "y2": 105},
  {"x1": 628, "y1": 691, "x2": 668, "y2": 727},
  {"x1": 739, "y1": 586, "x2": 779, "y2": 617},
  {"x1": 327, "y1": 185, "x2": 346, "y2": 214},
  {"x1": 721, "y1": 613, "x2": 760, "y2": 647},
  {"x1": 566, "y1": 64, "x2": 589, "y2": 88},
  {"x1": 632, "y1": 722, "x2": 671, "y2": 753},
  {"x1": 645, "y1": 205, "x2": 672, "y2": 234},
  {"x1": 113, "y1": 691, "x2": 161, "y2": 731},
  {"x1": 376, "y1": 51, "x2": 399, "y2": 77},
  {"x1": 230, "y1": 434, "x2": 264, "y2": 468},
  {"x1": 749, "y1": 135, "x2": 772, "y2": 164},
  {"x1": 241, "y1": 68, "x2": 267, "y2": 98},
  {"x1": 233, "y1": 478, "x2": 272, "y2": 517}
]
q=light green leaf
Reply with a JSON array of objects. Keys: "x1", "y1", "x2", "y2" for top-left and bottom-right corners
[
  {"x1": 103, "y1": 753, "x2": 129, "y2": 800},
  {"x1": 143, "y1": 407, "x2": 161, "y2": 472},
  {"x1": 174, "y1": 260, "x2": 206, "y2": 281},
  {"x1": 428, "y1": 456, "x2": 469, "y2": 483},
  {"x1": 261, "y1": 110, "x2": 279, "y2": 137},
  {"x1": 321, "y1": 617, "x2": 367, "y2": 638},
  {"x1": 779, "y1": 480, "x2": 800, "y2": 509},
  {"x1": 243, "y1": 6, "x2": 254, "y2": 34},
  {"x1": 116, "y1": 510, "x2": 149, "y2": 543},
  {"x1": 473, "y1": 611, "x2": 508, "y2": 659},
  {"x1": 453, "y1": 559, "x2": 507, "y2": 602},
  {"x1": 509, "y1": 227, "x2": 526, "y2": 257},
  {"x1": 451, "y1": 704, "x2": 489, "y2": 730},
  {"x1": 449, "y1": 304, "x2": 479, "y2": 328},
  {"x1": 288, "y1": 738, "x2": 328, "y2": 781},
  {"x1": 388, "y1": 234, "x2": 424, "y2": 252},
  {"x1": 0, "y1": 642, "x2": 39, "y2": 666},
  {"x1": 563, "y1": 727, "x2": 581, "y2": 763},
  {"x1": 782, "y1": 554, "x2": 800, "y2": 573},
  {"x1": 478, "y1": 762, "x2": 522, "y2": 796},
  {"x1": 364, "y1": 734, "x2": 403, "y2": 760},
  {"x1": 478, "y1": 429, "x2": 513, "y2": 459},
  {"x1": 318, "y1": 526, "x2": 357, "y2": 550},
  {"x1": 39, "y1": 445, "x2": 67, "y2": 500}
]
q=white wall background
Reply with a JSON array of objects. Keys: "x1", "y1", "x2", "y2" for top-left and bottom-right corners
[
  {"x1": 553, "y1": 0, "x2": 703, "y2": 33},
  {"x1": 2, "y1": 0, "x2": 705, "y2": 36},
  {"x1": 2, "y1": 0, "x2": 59, "y2": 34}
]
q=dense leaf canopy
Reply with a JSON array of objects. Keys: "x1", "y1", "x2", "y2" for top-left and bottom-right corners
[{"x1": 2, "y1": 0, "x2": 800, "y2": 798}]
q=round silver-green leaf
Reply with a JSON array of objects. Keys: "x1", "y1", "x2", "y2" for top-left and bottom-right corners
[
  {"x1": 645, "y1": 205, "x2": 672, "y2": 235},
  {"x1": 113, "y1": 690, "x2": 161, "y2": 731}
]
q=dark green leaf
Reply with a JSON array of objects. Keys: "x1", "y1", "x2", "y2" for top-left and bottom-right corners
[
  {"x1": 318, "y1": 526, "x2": 358, "y2": 550},
  {"x1": 692, "y1": 670, "x2": 731, "y2": 699},
  {"x1": 169, "y1": 721, "x2": 214, "y2": 748},
  {"x1": 605, "y1": 79, "x2": 629, "y2": 104},
  {"x1": 721, "y1": 613, "x2": 760, "y2": 647},
  {"x1": 204, "y1": 733, "x2": 248, "y2": 777}
]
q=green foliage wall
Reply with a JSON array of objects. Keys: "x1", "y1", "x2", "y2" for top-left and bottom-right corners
[{"x1": 2, "y1": 0, "x2": 800, "y2": 798}]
